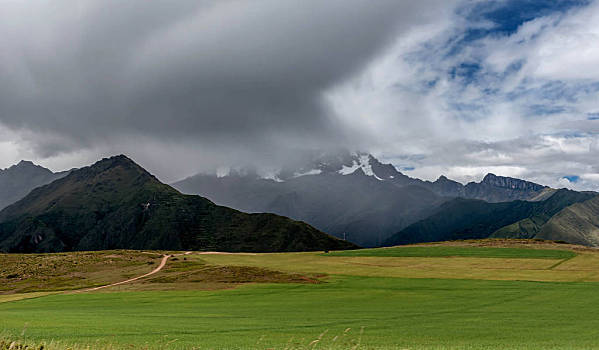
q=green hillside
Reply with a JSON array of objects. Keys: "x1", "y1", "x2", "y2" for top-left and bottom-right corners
[
  {"x1": 0, "y1": 155, "x2": 356, "y2": 253},
  {"x1": 536, "y1": 195, "x2": 599, "y2": 246},
  {"x1": 384, "y1": 189, "x2": 596, "y2": 246}
]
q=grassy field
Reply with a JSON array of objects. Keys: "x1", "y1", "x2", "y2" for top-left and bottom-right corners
[
  {"x1": 325, "y1": 246, "x2": 577, "y2": 259},
  {"x1": 2, "y1": 240, "x2": 599, "y2": 349}
]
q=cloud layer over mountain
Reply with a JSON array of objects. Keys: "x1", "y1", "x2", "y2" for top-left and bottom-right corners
[{"x1": 1, "y1": 0, "x2": 598, "y2": 189}]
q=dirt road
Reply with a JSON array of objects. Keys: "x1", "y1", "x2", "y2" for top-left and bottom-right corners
[{"x1": 78, "y1": 251, "x2": 191, "y2": 292}]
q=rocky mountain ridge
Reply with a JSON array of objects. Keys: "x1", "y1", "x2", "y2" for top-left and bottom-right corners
[
  {"x1": 187, "y1": 151, "x2": 552, "y2": 202},
  {"x1": 173, "y1": 151, "x2": 560, "y2": 246},
  {"x1": 3, "y1": 152, "x2": 595, "y2": 249}
]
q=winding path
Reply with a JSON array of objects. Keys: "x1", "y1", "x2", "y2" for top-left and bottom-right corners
[{"x1": 78, "y1": 251, "x2": 191, "y2": 293}]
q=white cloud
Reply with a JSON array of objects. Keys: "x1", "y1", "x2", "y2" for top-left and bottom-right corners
[
  {"x1": 0, "y1": 0, "x2": 463, "y2": 180},
  {"x1": 528, "y1": 3, "x2": 599, "y2": 81},
  {"x1": 325, "y1": 0, "x2": 599, "y2": 191},
  {"x1": 1, "y1": 0, "x2": 599, "y2": 192}
]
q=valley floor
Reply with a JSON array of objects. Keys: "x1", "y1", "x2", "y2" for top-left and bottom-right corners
[{"x1": 2, "y1": 239, "x2": 599, "y2": 349}]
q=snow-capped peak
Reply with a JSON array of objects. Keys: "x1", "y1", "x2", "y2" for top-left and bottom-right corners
[
  {"x1": 338, "y1": 153, "x2": 383, "y2": 180},
  {"x1": 338, "y1": 161, "x2": 360, "y2": 175}
]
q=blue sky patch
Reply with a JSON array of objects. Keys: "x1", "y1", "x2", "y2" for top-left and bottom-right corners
[
  {"x1": 438, "y1": 0, "x2": 593, "y2": 100},
  {"x1": 448, "y1": 0, "x2": 590, "y2": 58},
  {"x1": 528, "y1": 104, "x2": 568, "y2": 116},
  {"x1": 463, "y1": 0, "x2": 590, "y2": 36},
  {"x1": 563, "y1": 175, "x2": 580, "y2": 182},
  {"x1": 450, "y1": 62, "x2": 482, "y2": 84}
]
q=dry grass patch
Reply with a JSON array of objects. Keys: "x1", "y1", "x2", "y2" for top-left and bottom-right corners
[
  {"x1": 143, "y1": 258, "x2": 322, "y2": 287},
  {"x1": 0, "y1": 250, "x2": 163, "y2": 294},
  {"x1": 196, "y1": 243, "x2": 599, "y2": 283}
]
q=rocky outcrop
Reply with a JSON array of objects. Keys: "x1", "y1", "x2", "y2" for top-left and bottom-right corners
[
  {"x1": 429, "y1": 175, "x2": 466, "y2": 198},
  {"x1": 479, "y1": 173, "x2": 546, "y2": 191},
  {"x1": 461, "y1": 173, "x2": 548, "y2": 202}
]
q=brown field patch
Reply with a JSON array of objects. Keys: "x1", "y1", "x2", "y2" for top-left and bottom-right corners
[{"x1": 0, "y1": 250, "x2": 163, "y2": 294}]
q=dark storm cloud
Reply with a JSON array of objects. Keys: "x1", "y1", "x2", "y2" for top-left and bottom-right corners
[{"x1": 0, "y1": 0, "x2": 450, "y2": 164}]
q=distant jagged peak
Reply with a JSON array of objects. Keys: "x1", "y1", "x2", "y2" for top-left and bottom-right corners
[
  {"x1": 271, "y1": 150, "x2": 387, "y2": 180},
  {"x1": 336, "y1": 151, "x2": 404, "y2": 181},
  {"x1": 48, "y1": 154, "x2": 127, "y2": 172},
  {"x1": 433, "y1": 175, "x2": 463, "y2": 186},
  {"x1": 290, "y1": 149, "x2": 363, "y2": 177},
  {"x1": 194, "y1": 150, "x2": 412, "y2": 183},
  {"x1": 2, "y1": 160, "x2": 53, "y2": 174},
  {"x1": 338, "y1": 153, "x2": 376, "y2": 178},
  {"x1": 16, "y1": 160, "x2": 35, "y2": 167},
  {"x1": 178, "y1": 149, "x2": 552, "y2": 195},
  {"x1": 480, "y1": 173, "x2": 546, "y2": 191},
  {"x1": 435, "y1": 175, "x2": 459, "y2": 183},
  {"x1": 481, "y1": 173, "x2": 500, "y2": 183}
]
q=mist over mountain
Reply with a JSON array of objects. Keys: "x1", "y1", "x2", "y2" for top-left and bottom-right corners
[
  {"x1": 173, "y1": 151, "x2": 559, "y2": 247},
  {"x1": 0, "y1": 0, "x2": 597, "y2": 261},
  {"x1": 2, "y1": 0, "x2": 599, "y2": 194},
  {"x1": 0, "y1": 155, "x2": 355, "y2": 253},
  {"x1": 0, "y1": 161, "x2": 68, "y2": 210},
  {"x1": 0, "y1": 151, "x2": 596, "y2": 250}
]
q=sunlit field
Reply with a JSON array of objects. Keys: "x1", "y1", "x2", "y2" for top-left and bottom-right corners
[{"x1": 2, "y1": 240, "x2": 599, "y2": 349}]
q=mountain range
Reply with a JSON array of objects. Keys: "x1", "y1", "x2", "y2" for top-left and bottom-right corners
[
  {"x1": 173, "y1": 151, "x2": 569, "y2": 247},
  {"x1": 0, "y1": 155, "x2": 355, "y2": 253},
  {"x1": 1, "y1": 151, "x2": 598, "y2": 250}
]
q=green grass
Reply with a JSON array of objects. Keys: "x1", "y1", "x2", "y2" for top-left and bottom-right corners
[
  {"x1": 2, "y1": 276, "x2": 599, "y2": 349},
  {"x1": 327, "y1": 246, "x2": 577, "y2": 259},
  {"x1": 1, "y1": 244, "x2": 596, "y2": 349}
]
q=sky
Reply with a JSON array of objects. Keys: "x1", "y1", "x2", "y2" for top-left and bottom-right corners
[{"x1": 1, "y1": 0, "x2": 599, "y2": 190}]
